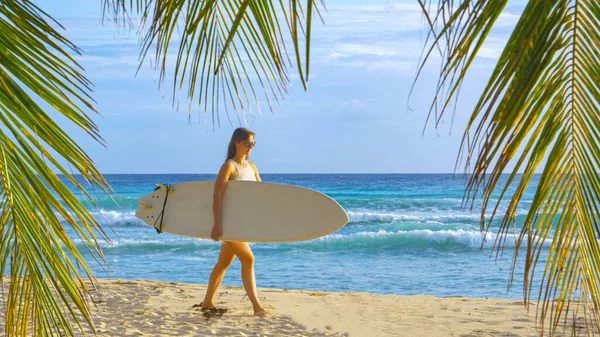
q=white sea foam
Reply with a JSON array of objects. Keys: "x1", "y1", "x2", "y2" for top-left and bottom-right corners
[
  {"x1": 57, "y1": 209, "x2": 143, "y2": 226},
  {"x1": 312, "y1": 228, "x2": 552, "y2": 249},
  {"x1": 346, "y1": 210, "x2": 530, "y2": 224},
  {"x1": 69, "y1": 228, "x2": 552, "y2": 251},
  {"x1": 91, "y1": 210, "x2": 140, "y2": 226},
  {"x1": 75, "y1": 237, "x2": 214, "y2": 249}
]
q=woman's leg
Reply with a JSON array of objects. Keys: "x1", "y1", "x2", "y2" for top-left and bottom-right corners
[
  {"x1": 224, "y1": 241, "x2": 266, "y2": 317},
  {"x1": 202, "y1": 243, "x2": 235, "y2": 308}
]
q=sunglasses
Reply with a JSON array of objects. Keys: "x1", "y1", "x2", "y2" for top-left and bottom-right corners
[{"x1": 243, "y1": 140, "x2": 256, "y2": 148}]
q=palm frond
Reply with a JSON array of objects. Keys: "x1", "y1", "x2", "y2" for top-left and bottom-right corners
[
  {"x1": 0, "y1": 1, "x2": 110, "y2": 336},
  {"x1": 419, "y1": 0, "x2": 600, "y2": 335},
  {"x1": 102, "y1": 0, "x2": 320, "y2": 127}
]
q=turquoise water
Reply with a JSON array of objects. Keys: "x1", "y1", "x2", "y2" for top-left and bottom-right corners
[{"x1": 67, "y1": 174, "x2": 545, "y2": 299}]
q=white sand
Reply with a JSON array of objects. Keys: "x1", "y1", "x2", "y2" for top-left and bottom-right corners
[
  {"x1": 1, "y1": 278, "x2": 595, "y2": 336},
  {"x1": 86, "y1": 279, "x2": 540, "y2": 336}
]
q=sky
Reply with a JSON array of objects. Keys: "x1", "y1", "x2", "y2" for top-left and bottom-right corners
[{"x1": 32, "y1": 0, "x2": 526, "y2": 174}]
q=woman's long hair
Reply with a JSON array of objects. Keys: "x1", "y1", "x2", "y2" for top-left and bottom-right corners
[{"x1": 226, "y1": 127, "x2": 255, "y2": 161}]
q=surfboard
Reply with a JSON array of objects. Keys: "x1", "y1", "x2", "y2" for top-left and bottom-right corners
[{"x1": 135, "y1": 180, "x2": 349, "y2": 242}]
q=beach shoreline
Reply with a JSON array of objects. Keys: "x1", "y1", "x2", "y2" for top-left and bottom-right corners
[
  {"x1": 82, "y1": 279, "x2": 541, "y2": 336},
  {"x1": 2, "y1": 278, "x2": 594, "y2": 336}
]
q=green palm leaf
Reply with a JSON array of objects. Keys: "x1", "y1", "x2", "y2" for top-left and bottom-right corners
[
  {"x1": 418, "y1": 0, "x2": 600, "y2": 335},
  {"x1": 102, "y1": 0, "x2": 319, "y2": 126},
  {"x1": 0, "y1": 1, "x2": 110, "y2": 336}
]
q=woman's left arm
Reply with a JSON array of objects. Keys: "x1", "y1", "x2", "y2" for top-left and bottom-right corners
[{"x1": 248, "y1": 161, "x2": 262, "y2": 182}]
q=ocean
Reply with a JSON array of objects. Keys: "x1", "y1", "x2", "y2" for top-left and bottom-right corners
[{"x1": 69, "y1": 174, "x2": 544, "y2": 299}]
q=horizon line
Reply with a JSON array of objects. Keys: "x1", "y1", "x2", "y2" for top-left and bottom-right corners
[{"x1": 56, "y1": 172, "x2": 534, "y2": 175}]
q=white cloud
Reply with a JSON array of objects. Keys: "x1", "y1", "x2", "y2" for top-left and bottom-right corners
[
  {"x1": 475, "y1": 38, "x2": 508, "y2": 60},
  {"x1": 77, "y1": 55, "x2": 141, "y2": 67},
  {"x1": 497, "y1": 12, "x2": 521, "y2": 27},
  {"x1": 343, "y1": 99, "x2": 365, "y2": 109},
  {"x1": 477, "y1": 47, "x2": 502, "y2": 60},
  {"x1": 335, "y1": 43, "x2": 402, "y2": 57},
  {"x1": 56, "y1": 2, "x2": 514, "y2": 82},
  {"x1": 309, "y1": 3, "x2": 515, "y2": 73}
]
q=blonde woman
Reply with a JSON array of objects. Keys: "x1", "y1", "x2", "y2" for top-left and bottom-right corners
[{"x1": 200, "y1": 127, "x2": 267, "y2": 317}]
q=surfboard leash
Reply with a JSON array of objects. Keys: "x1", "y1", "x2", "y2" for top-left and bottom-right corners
[{"x1": 152, "y1": 184, "x2": 171, "y2": 234}]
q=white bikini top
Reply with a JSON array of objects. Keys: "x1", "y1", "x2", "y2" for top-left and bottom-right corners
[{"x1": 229, "y1": 159, "x2": 257, "y2": 181}]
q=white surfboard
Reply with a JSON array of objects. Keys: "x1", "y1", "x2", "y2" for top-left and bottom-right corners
[{"x1": 135, "y1": 180, "x2": 349, "y2": 242}]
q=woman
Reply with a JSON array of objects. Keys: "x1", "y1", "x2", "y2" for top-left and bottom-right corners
[{"x1": 200, "y1": 127, "x2": 267, "y2": 317}]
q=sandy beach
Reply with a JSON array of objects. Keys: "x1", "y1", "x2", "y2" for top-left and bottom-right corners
[
  {"x1": 83, "y1": 279, "x2": 540, "y2": 336},
  {"x1": 2, "y1": 278, "x2": 596, "y2": 336}
]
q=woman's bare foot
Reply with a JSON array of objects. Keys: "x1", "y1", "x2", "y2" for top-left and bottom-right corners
[
  {"x1": 193, "y1": 302, "x2": 217, "y2": 310},
  {"x1": 254, "y1": 307, "x2": 267, "y2": 317}
]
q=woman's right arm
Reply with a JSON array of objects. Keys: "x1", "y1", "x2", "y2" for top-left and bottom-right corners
[{"x1": 211, "y1": 161, "x2": 234, "y2": 241}]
